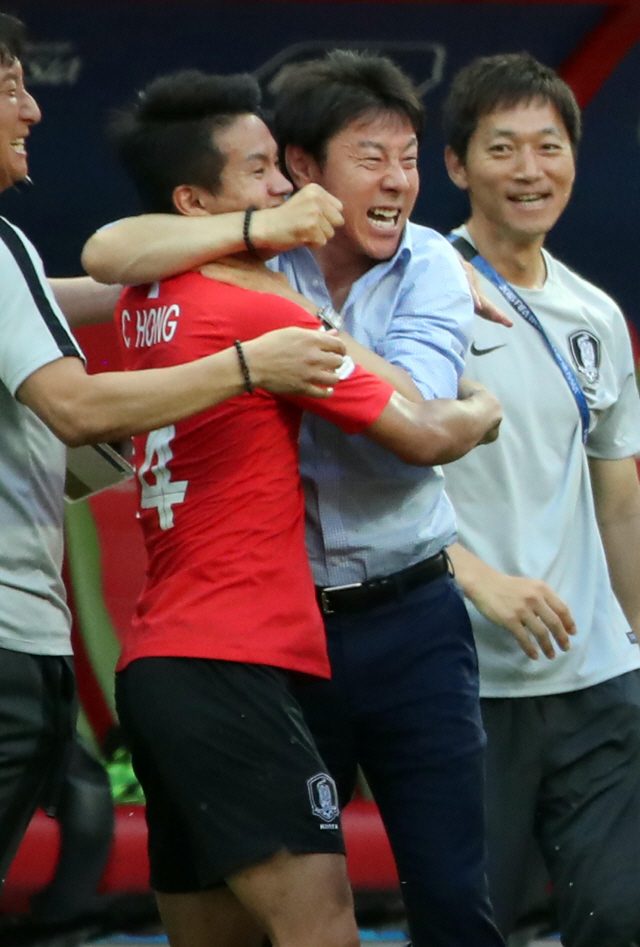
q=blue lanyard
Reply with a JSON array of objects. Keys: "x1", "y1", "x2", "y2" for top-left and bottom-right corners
[{"x1": 449, "y1": 234, "x2": 590, "y2": 444}]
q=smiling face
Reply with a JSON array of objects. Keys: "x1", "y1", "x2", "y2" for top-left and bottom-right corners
[
  {"x1": 200, "y1": 113, "x2": 293, "y2": 215},
  {"x1": 446, "y1": 98, "x2": 575, "y2": 248},
  {"x1": 301, "y1": 110, "x2": 419, "y2": 272},
  {"x1": 0, "y1": 57, "x2": 40, "y2": 194}
]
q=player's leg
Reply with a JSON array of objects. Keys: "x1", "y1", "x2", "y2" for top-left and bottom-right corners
[
  {"x1": 0, "y1": 651, "x2": 75, "y2": 884},
  {"x1": 228, "y1": 849, "x2": 359, "y2": 947},
  {"x1": 155, "y1": 850, "x2": 358, "y2": 947},
  {"x1": 156, "y1": 888, "x2": 265, "y2": 947},
  {"x1": 116, "y1": 657, "x2": 352, "y2": 947},
  {"x1": 351, "y1": 575, "x2": 504, "y2": 946},
  {"x1": 537, "y1": 670, "x2": 640, "y2": 947}
]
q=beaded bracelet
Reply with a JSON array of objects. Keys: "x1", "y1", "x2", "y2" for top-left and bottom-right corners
[
  {"x1": 234, "y1": 340, "x2": 254, "y2": 393},
  {"x1": 243, "y1": 205, "x2": 259, "y2": 256}
]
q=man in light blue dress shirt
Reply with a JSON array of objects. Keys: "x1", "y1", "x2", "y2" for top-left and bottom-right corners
[
  {"x1": 271, "y1": 52, "x2": 503, "y2": 947},
  {"x1": 82, "y1": 51, "x2": 504, "y2": 947}
]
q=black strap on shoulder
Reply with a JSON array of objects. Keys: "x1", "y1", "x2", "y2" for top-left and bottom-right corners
[
  {"x1": 0, "y1": 217, "x2": 81, "y2": 358},
  {"x1": 449, "y1": 235, "x2": 477, "y2": 263}
]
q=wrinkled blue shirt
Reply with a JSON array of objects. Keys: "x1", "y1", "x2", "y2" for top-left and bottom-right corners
[{"x1": 274, "y1": 222, "x2": 474, "y2": 586}]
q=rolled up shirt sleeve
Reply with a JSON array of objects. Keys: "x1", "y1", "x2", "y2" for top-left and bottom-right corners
[{"x1": 379, "y1": 233, "x2": 474, "y2": 400}]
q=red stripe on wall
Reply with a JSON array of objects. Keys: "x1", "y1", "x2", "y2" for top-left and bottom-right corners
[{"x1": 560, "y1": 3, "x2": 640, "y2": 107}]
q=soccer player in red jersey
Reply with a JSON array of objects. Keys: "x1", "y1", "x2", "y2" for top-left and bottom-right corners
[{"x1": 110, "y1": 70, "x2": 501, "y2": 947}]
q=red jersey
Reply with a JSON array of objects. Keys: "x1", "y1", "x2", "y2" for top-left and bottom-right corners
[{"x1": 115, "y1": 272, "x2": 393, "y2": 677}]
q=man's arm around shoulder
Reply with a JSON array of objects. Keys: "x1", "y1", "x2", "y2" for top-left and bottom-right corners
[
  {"x1": 81, "y1": 185, "x2": 343, "y2": 286},
  {"x1": 17, "y1": 327, "x2": 347, "y2": 446},
  {"x1": 364, "y1": 379, "x2": 501, "y2": 467}
]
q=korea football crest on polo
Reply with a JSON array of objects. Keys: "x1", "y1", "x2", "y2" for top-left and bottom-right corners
[
  {"x1": 568, "y1": 330, "x2": 601, "y2": 388},
  {"x1": 308, "y1": 772, "x2": 340, "y2": 828}
]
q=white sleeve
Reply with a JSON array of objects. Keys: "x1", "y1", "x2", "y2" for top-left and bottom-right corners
[
  {"x1": 0, "y1": 219, "x2": 83, "y2": 396},
  {"x1": 587, "y1": 308, "x2": 640, "y2": 460}
]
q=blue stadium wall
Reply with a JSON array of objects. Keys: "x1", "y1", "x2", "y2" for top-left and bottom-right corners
[{"x1": 3, "y1": 1, "x2": 640, "y2": 330}]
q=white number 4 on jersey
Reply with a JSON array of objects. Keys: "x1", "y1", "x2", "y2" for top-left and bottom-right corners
[{"x1": 138, "y1": 426, "x2": 188, "y2": 530}]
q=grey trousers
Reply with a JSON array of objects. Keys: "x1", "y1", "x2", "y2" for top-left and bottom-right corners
[
  {"x1": 0, "y1": 649, "x2": 76, "y2": 885},
  {"x1": 482, "y1": 669, "x2": 640, "y2": 947}
]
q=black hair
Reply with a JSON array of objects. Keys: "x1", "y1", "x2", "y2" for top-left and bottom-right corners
[
  {"x1": 109, "y1": 69, "x2": 262, "y2": 213},
  {"x1": 442, "y1": 52, "x2": 582, "y2": 162},
  {"x1": 0, "y1": 12, "x2": 25, "y2": 66},
  {"x1": 269, "y1": 49, "x2": 424, "y2": 168}
]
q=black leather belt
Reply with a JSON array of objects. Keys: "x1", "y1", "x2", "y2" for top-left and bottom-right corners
[{"x1": 316, "y1": 551, "x2": 449, "y2": 616}]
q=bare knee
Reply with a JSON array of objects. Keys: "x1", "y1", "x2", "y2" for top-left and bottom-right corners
[
  {"x1": 156, "y1": 888, "x2": 264, "y2": 947},
  {"x1": 307, "y1": 905, "x2": 360, "y2": 947},
  {"x1": 293, "y1": 882, "x2": 359, "y2": 947},
  {"x1": 228, "y1": 850, "x2": 359, "y2": 947},
  {"x1": 269, "y1": 905, "x2": 358, "y2": 947}
]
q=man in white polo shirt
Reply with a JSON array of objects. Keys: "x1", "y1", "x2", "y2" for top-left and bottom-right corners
[{"x1": 443, "y1": 51, "x2": 640, "y2": 947}]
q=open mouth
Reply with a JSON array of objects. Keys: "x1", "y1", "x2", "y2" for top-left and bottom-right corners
[
  {"x1": 367, "y1": 207, "x2": 401, "y2": 229},
  {"x1": 509, "y1": 193, "x2": 550, "y2": 207},
  {"x1": 10, "y1": 138, "x2": 26, "y2": 155}
]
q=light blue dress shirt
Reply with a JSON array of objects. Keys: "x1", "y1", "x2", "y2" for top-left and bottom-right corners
[{"x1": 274, "y1": 221, "x2": 474, "y2": 587}]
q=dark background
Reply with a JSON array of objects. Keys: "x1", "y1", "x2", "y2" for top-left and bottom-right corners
[{"x1": 3, "y1": 1, "x2": 639, "y2": 330}]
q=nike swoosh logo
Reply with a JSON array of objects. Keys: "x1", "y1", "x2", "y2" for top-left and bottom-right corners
[{"x1": 470, "y1": 342, "x2": 507, "y2": 356}]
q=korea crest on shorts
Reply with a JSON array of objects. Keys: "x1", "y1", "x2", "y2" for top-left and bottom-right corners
[
  {"x1": 568, "y1": 330, "x2": 600, "y2": 385},
  {"x1": 308, "y1": 773, "x2": 340, "y2": 824}
]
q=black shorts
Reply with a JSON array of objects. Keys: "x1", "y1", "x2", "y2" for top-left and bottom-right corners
[
  {"x1": 0, "y1": 650, "x2": 77, "y2": 883},
  {"x1": 115, "y1": 657, "x2": 344, "y2": 893}
]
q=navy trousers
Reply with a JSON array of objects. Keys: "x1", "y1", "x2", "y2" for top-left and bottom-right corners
[{"x1": 290, "y1": 573, "x2": 504, "y2": 947}]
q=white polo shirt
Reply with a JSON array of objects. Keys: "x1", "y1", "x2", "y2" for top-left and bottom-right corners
[
  {"x1": 0, "y1": 217, "x2": 82, "y2": 656},
  {"x1": 444, "y1": 228, "x2": 640, "y2": 697}
]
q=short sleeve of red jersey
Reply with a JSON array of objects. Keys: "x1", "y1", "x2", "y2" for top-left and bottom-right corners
[{"x1": 288, "y1": 364, "x2": 394, "y2": 434}]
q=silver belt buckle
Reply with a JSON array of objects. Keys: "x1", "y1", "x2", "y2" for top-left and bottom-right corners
[{"x1": 320, "y1": 581, "x2": 362, "y2": 615}]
